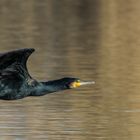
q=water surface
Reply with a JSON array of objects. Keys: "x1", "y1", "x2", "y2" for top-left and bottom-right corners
[{"x1": 0, "y1": 0, "x2": 140, "y2": 140}]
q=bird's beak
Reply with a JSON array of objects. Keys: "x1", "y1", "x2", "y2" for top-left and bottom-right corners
[{"x1": 70, "y1": 80, "x2": 95, "y2": 88}]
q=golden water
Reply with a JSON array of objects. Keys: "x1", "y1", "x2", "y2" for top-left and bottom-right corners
[{"x1": 0, "y1": 0, "x2": 140, "y2": 140}]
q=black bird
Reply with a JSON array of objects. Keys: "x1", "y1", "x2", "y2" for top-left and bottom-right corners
[{"x1": 0, "y1": 48, "x2": 94, "y2": 100}]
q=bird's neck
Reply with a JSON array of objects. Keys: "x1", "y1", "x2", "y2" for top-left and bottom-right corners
[
  {"x1": 42, "y1": 80, "x2": 68, "y2": 92},
  {"x1": 30, "y1": 79, "x2": 68, "y2": 96}
]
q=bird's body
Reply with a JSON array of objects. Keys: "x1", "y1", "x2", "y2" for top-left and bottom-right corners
[{"x1": 0, "y1": 48, "x2": 94, "y2": 100}]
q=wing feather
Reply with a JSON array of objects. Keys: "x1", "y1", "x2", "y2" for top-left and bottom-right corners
[{"x1": 0, "y1": 48, "x2": 35, "y2": 82}]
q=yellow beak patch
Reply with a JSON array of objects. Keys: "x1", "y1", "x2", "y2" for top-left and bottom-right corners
[
  {"x1": 69, "y1": 80, "x2": 95, "y2": 88},
  {"x1": 70, "y1": 81, "x2": 81, "y2": 88}
]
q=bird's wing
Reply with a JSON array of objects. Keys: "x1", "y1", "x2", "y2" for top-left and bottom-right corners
[{"x1": 0, "y1": 48, "x2": 35, "y2": 82}]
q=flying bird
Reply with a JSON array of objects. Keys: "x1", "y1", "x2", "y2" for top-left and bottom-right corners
[{"x1": 0, "y1": 48, "x2": 94, "y2": 100}]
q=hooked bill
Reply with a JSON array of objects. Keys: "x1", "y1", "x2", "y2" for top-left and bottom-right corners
[{"x1": 80, "y1": 81, "x2": 95, "y2": 86}]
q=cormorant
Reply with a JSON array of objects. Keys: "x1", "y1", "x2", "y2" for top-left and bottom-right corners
[{"x1": 0, "y1": 48, "x2": 95, "y2": 100}]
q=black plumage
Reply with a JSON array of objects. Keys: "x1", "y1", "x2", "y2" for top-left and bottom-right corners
[{"x1": 0, "y1": 48, "x2": 94, "y2": 100}]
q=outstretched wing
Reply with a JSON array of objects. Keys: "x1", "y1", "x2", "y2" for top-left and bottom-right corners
[{"x1": 0, "y1": 48, "x2": 35, "y2": 83}]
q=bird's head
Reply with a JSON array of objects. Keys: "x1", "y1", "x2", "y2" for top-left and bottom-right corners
[
  {"x1": 60, "y1": 77, "x2": 95, "y2": 89},
  {"x1": 41, "y1": 77, "x2": 95, "y2": 94}
]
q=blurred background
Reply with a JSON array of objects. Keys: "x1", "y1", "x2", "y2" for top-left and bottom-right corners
[{"x1": 0, "y1": 0, "x2": 140, "y2": 140}]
